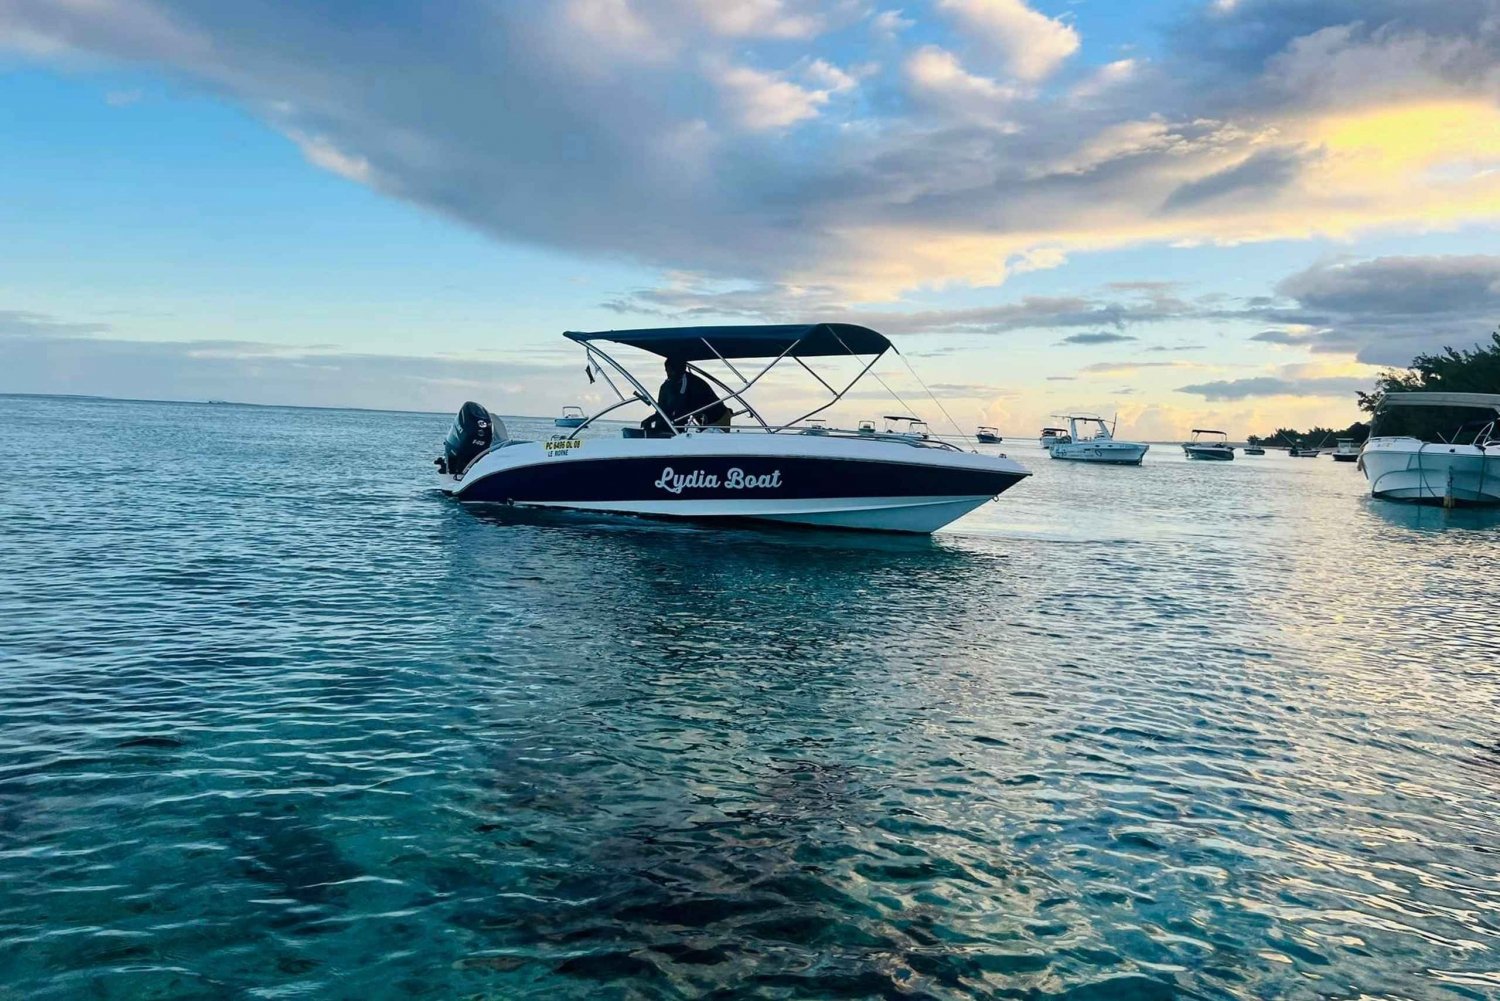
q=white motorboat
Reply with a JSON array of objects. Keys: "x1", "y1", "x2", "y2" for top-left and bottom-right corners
[
  {"x1": 1289, "y1": 445, "x2": 1321, "y2": 457},
  {"x1": 1039, "y1": 427, "x2": 1070, "y2": 448},
  {"x1": 1047, "y1": 414, "x2": 1148, "y2": 465},
  {"x1": 1243, "y1": 444, "x2": 1266, "y2": 455},
  {"x1": 434, "y1": 324, "x2": 1032, "y2": 533},
  {"x1": 976, "y1": 426, "x2": 1002, "y2": 444},
  {"x1": 1183, "y1": 429, "x2": 1234, "y2": 461},
  {"x1": 857, "y1": 419, "x2": 877, "y2": 436},
  {"x1": 1359, "y1": 392, "x2": 1500, "y2": 505},
  {"x1": 1331, "y1": 439, "x2": 1360, "y2": 463},
  {"x1": 885, "y1": 415, "x2": 930, "y2": 439},
  {"x1": 554, "y1": 405, "x2": 587, "y2": 428}
]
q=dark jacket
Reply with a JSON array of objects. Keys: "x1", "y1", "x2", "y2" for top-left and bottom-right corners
[{"x1": 655, "y1": 371, "x2": 729, "y2": 428}]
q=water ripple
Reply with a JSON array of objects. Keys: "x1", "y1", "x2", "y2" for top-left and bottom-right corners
[{"x1": 1, "y1": 395, "x2": 1497, "y2": 999}]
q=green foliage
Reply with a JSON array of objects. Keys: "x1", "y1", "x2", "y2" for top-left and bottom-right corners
[
  {"x1": 1252, "y1": 422, "x2": 1370, "y2": 448},
  {"x1": 1357, "y1": 330, "x2": 1500, "y2": 413}
]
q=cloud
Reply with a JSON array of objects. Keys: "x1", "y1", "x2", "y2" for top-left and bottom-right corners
[
  {"x1": 871, "y1": 9, "x2": 914, "y2": 39},
  {"x1": 0, "y1": 309, "x2": 112, "y2": 337},
  {"x1": 1058, "y1": 331, "x2": 1137, "y2": 345},
  {"x1": 1082, "y1": 360, "x2": 1195, "y2": 375},
  {"x1": 1175, "y1": 375, "x2": 1370, "y2": 401},
  {"x1": 288, "y1": 130, "x2": 373, "y2": 183},
  {"x1": 935, "y1": 0, "x2": 1080, "y2": 82},
  {"x1": 1159, "y1": 147, "x2": 1307, "y2": 212},
  {"x1": 904, "y1": 45, "x2": 1017, "y2": 120},
  {"x1": 710, "y1": 59, "x2": 830, "y2": 130},
  {"x1": 1, "y1": 0, "x2": 1499, "y2": 306},
  {"x1": 1070, "y1": 59, "x2": 1137, "y2": 102},
  {"x1": 1269, "y1": 254, "x2": 1500, "y2": 363},
  {"x1": 0, "y1": 308, "x2": 585, "y2": 413}
]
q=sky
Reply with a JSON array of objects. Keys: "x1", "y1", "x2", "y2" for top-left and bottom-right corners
[{"x1": 2, "y1": 0, "x2": 1499, "y2": 438}]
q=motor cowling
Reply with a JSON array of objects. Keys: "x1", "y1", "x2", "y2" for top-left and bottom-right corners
[{"x1": 440, "y1": 401, "x2": 497, "y2": 475}]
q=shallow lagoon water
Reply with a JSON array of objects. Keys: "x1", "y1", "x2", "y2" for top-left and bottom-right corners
[{"x1": 1, "y1": 395, "x2": 1498, "y2": 1000}]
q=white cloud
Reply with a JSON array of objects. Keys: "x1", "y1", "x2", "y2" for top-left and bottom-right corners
[
  {"x1": 804, "y1": 58, "x2": 859, "y2": 93},
  {"x1": 936, "y1": 0, "x2": 1080, "y2": 82},
  {"x1": 710, "y1": 60, "x2": 829, "y2": 130},
  {"x1": 871, "y1": 9, "x2": 914, "y2": 39},
  {"x1": 1070, "y1": 58, "x2": 1137, "y2": 102},
  {"x1": 905, "y1": 44, "x2": 1017, "y2": 115},
  {"x1": 561, "y1": 0, "x2": 675, "y2": 62},
  {"x1": 685, "y1": 0, "x2": 823, "y2": 39},
  {"x1": 288, "y1": 131, "x2": 373, "y2": 184}
]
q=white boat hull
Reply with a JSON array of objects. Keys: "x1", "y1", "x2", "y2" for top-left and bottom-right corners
[
  {"x1": 1049, "y1": 441, "x2": 1148, "y2": 465},
  {"x1": 439, "y1": 430, "x2": 1031, "y2": 533},
  {"x1": 1360, "y1": 437, "x2": 1500, "y2": 504}
]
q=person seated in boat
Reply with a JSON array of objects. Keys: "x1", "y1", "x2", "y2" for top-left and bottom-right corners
[{"x1": 643, "y1": 356, "x2": 731, "y2": 435}]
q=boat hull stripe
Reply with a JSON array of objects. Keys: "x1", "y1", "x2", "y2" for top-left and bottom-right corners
[{"x1": 454, "y1": 455, "x2": 1026, "y2": 504}]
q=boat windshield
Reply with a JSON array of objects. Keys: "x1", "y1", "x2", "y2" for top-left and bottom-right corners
[{"x1": 1371, "y1": 403, "x2": 1500, "y2": 444}]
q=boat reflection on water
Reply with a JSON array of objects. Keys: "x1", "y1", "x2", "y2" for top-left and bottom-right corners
[{"x1": 1359, "y1": 495, "x2": 1500, "y2": 534}]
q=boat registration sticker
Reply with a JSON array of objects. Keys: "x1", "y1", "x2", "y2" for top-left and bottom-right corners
[{"x1": 544, "y1": 439, "x2": 582, "y2": 457}]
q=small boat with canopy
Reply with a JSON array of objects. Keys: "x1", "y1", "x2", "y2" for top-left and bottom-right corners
[
  {"x1": 435, "y1": 324, "x2": 1031, "y2": 533},
  {"x1": 1183, "y1": 429, "x2": 1234, "y2": 461},
  {"x1": 1048, "y1": 414, "x2": 1149, "y2": 465}
]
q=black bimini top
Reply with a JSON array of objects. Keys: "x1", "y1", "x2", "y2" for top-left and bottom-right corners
[{"x1": 564, "y1": 323, "x2": 891, "y2": 361}]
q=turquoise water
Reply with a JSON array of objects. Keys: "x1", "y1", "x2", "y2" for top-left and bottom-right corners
[{"x1": 2, "y1": 394, "x2": 1498, "y2": 1000}]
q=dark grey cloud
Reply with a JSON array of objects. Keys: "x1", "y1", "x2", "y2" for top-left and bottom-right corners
[
  {"x1": 1277, "y1": 255, "x2": 1500, "y2": 316},
  {"x1": 1058, "y1": 331, "x2": 1137, "y2": 345},
  {"x1": 1160, "y1": 148, "x2": 1307, "y2": 213},
  {"x1": 1176, "y1": 375, "x2": 1370, "y2": 401},
  {"x1": 1250, "y1": 329, "x2": 1301, "y2": 345},
  {"x1": 1265, "y1": 255, "x2": 1500, "y2": 364}
]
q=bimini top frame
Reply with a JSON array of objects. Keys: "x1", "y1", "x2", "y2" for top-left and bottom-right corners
[{"x1": 561, "y1": 323, "x2": 903, "y2": 439}]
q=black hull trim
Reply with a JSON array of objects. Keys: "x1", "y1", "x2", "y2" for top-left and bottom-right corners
[{"x1": 455, "y1": 454, "x2": 1026, "y2": 504}]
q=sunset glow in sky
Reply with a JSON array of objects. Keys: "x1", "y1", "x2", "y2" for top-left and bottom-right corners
[{"x1": 3, "y1": 1, "x2": 1499, "y2": 437}]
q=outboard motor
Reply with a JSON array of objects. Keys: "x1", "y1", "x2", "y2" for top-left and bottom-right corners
[{"x1": 438, "y1": 401, "x2": 498, "y2": 475}]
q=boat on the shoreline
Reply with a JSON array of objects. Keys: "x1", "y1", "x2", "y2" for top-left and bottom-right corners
[
  {"x1": 1183, "y1": 429, "x2": 1234, "y2": 461},
  {"x1": 435, "y1": 324, "x2": 1031, "y2": 533},
  {"x1": 1048, "y1": 414, "x2": 1148, "y2": 465},
  {"x1": 1360, "y1": 392, "x2": 1500, "y2": 506}
]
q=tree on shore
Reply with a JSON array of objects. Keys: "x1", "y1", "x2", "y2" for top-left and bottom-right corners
[{"x1": 1356, "y1": 330, "x2": 1500, "y2": 413}]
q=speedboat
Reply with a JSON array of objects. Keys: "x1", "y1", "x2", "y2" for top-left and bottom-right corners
[
  {"x1": 976, "y1": 426, "x2": 1002, "y2": 444},
  {"x1": 434, "y1": 324, "x2": 1032, "y2": 533},
  {"x1": 885, "y1": 415, "x2": 930, "y2": 439},
  {"x1": 554, "y1": 405, "x2": 586, "y2": 428},
  {"x1": 1360, "y1": 392, "x2": 1500, "y2": 506},
  {"x1": 1331, "y1": 439, "x2": 1359, "y2": 462},
  {"x1": 1183, "y1": 429, "x2": 1234, "y2": 461},
  {"x1": 1039, "y1": 427, "x2": 1070, "y2": 448},
  {"x1": 1289, "y1": 445, "x2": 1321, "y2": 457},
  {"x1": 857, "y1": 420, "x2": 877, "y2": 436},
  {"x1": 1048, "y1": 414, "x2": 1148, "y2": 465},
  {"x1": 1243, "y1": 443, "x2": 1266, "y2": 455}
]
